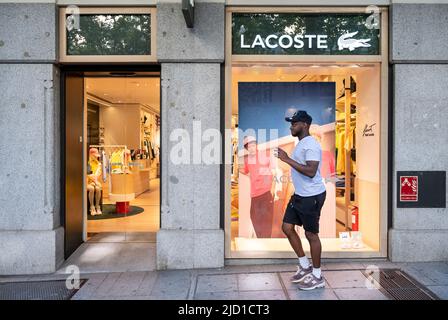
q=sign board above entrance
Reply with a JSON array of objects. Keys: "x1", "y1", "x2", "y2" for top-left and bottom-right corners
[{"x1": 232, "y1": 13, "x2": 381, "y2": 55}]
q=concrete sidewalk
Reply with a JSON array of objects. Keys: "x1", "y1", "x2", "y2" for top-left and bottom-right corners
[{"x1": 1, "y1": 261, "x2": 447, "y2": 300}]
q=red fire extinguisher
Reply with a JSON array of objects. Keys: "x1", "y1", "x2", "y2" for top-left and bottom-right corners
[{"x1": 351, "y1": 206, "x2": 359, "y2": 231}]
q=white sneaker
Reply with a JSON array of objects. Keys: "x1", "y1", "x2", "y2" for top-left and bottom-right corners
[
  {"x1": 95, "y1": 206, "x2": 102, "y2": 215},
  {"x1": 90, "y1": 206, "x2": 97, "y2": 216}
]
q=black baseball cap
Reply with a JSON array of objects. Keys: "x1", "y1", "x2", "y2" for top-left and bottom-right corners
[{"x1": 285, "y1": 110, "x2": 312, "y2": 124}]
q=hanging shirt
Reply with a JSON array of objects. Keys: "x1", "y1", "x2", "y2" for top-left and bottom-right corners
[
  {"x1": 101, "y1": 150, "x2": 108, "y2": 182},
  {"x1": 110, "y1": 150, "x2": 124, "y2": 171},
  {"x1": 336, "y1": 128, "x2": 344, "y2": 174},
  {"x1": 290, "y1": 136, "x2": 326, "y2": 197}
]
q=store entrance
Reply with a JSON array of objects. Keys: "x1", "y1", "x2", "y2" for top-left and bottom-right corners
[{"x1": 63, "y1": 67, "x2": 161, "y2": 268}]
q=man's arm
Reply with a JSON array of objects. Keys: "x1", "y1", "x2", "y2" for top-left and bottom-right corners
[
  {"x1": 284, "y1": 158, "x2": 319, "y2": 178},
  {"x1": 275, "y1": 148, "x2": 319, "y2": 178}
]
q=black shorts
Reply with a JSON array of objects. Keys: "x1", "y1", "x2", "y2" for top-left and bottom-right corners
[{"x1": 283, "y1": 191, "x2": 326, "y2": 234}]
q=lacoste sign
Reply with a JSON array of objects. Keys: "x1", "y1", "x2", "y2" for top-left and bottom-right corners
[
  {"x1": 240, "y1": 31, "x2": 371, "y2": 51},
  {"x1": 232, "y1": 13, "x2": 380, "y2": 55}
]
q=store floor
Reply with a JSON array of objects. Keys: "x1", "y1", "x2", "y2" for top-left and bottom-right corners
[{"x1": 87, "y1": 179, "x2": 160, "y2": 233}]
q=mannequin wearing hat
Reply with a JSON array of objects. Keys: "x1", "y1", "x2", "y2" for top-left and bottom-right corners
[{"x1": 87, "y1": 147, "x2": 102, "y2": 216}]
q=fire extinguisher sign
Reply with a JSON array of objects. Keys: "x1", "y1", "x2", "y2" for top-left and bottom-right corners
[{"x1": 400, "y1": 176, "x2": 418, "y2": 202}]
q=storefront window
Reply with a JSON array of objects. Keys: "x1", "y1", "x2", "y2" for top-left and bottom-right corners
[
  {"x1": 226, "y1": 8, "x2": 388, "y2": 258},
  {"x1": 230, "y1": 63, "x2": 381, "y2": 254}
]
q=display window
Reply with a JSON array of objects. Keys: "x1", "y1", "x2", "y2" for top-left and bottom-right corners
[{"x1": 225, "y1": 7, "x2": 389, "y2": 259}]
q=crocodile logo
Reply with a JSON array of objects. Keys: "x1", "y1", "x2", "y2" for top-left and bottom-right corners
[{"x1": 338, "y1": 31, "x2": 371, "y2": 51}]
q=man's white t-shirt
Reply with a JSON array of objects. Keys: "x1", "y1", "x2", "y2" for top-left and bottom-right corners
[{"x1": 291, "y1": 135, "x2": 326, "y2": 197}]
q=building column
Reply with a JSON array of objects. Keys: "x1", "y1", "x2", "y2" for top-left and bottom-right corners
[
  {"x1": 156, "y1": 1, "x2": 225, "y2": 269},
  {"x1": 389, "y1": 3, "x2": 448, "y2": 262},
  {"x1": 0, "y1": 3, "x2": 63, "y2": 274}
]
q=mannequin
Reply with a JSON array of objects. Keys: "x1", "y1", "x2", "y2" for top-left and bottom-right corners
[{"x1": 87, "y1": 147, "x2": 102, "y2": 215}]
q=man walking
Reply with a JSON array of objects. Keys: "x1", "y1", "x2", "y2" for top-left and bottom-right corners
[{"x1": 275, "y1": 110, "x2": 327, "y2": 290}]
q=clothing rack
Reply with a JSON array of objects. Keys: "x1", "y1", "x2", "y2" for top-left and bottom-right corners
[
  {"x1": 89, "y1": 144, "x2": 128, "y2": 149},
  {"x1": 88, "y1": 145, "x2": 129, "y2": 196}
]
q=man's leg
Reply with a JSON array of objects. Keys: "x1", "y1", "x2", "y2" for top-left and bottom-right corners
[
  {"x1": 282, "y1": 223, "x2": 306, "y2": 258},
  {"x1": 297, "y1": 230, "x2": 325, "y2": 290},
  {"x1": 305, "y1": 231, "x2": 322, "y2": 269}
]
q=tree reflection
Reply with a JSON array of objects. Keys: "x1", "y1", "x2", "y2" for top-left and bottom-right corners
[{"x1": 67, "y1": 14, "x2": 151, "y2": 55}]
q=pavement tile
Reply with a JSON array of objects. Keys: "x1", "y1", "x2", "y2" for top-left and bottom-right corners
[
  {"x1": 150, "y1": 270, "x2": 191, "y2": 298},
  {"x1": 279, "y1": 272, "x2": 330, "y2": 290},
  {"x1": 426, "y1": 286, "x2": 448, "y2": 300},
  {"x1": 399, "y1": 266, "x2": 437, "y2": 286},
  {"x1": 134, "y1": 272, "x2": 158, "y2": 296},
  {"x1": 108, "y1": 271, "x2": 147, "y2": 296},
  {"x1": 324, "y1": 270, "x2": 369, "y2": 289},
  {"x1": 196, "y1": 274, "x2": 238, "y2": 293},
  {"x1": 147, "y1": 292, "x2": 190, "y2": 300},
  {"x1": 221, "y1": 265, "x2": 255, "y2": 274},
  {"x1": 109, "y1": 295, "x2": 154, "y2": 300},
  {"x1": 248, "y1": 264, "x2": 296, "y2": 273},
  {"x1": 237, "y1": 273, "x2": 283, "y2": 291},
  {"x1": 71, "y1": 273, "x2": 108, "y2": 300},
  {"x1": 321, "y1": 263, "x2": 353, "y2": 271},
  {"x1": 238, "y1": 290, "x2": 287, "y2": 300},
  {"x1": 92, "y1": 273, "x2": 123, "y2": 297},
  {"x1": 334, "y1": 288, "x2": 390, "y2": 300},
  {"x1": 195, "y1": 291, "x2": 239, "y2": 300},
  {"x1": 405, "y1": 262, "x2": 448, "y2": 285},
  {"x1": 288, "y1": 288, "x2": 339, "y2": 300},
  {"x1": 361, "y1": 261, "x2": 400, "y2": 270}
]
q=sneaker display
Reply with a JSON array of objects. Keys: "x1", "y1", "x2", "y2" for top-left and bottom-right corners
[
  {"x1": 290, "y1": 265, "x2": 313, "y2": 283},
  {"x1": 297, "y1": 274, "x2": 325, "y2": 291}
]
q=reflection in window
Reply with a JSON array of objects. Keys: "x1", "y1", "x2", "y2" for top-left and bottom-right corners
[{"x1": 67, "y1": 14, "x2": 151, "y2": 55}]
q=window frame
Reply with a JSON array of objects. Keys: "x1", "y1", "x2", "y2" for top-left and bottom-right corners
[
  {"x1": 59, "y1": 7, "x2": 157, "y2": 63},
  {"x1": 224, "y1": 6, "x2": 389, "y2": 259}
]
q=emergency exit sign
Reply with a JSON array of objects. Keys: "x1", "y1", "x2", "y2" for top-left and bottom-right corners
[
  {"x1": 397, "y1": 171, "x2": 446, "y2": 208},
  {"x1": 400, "y1": 176, "x2": 418, "y2": 202}
]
